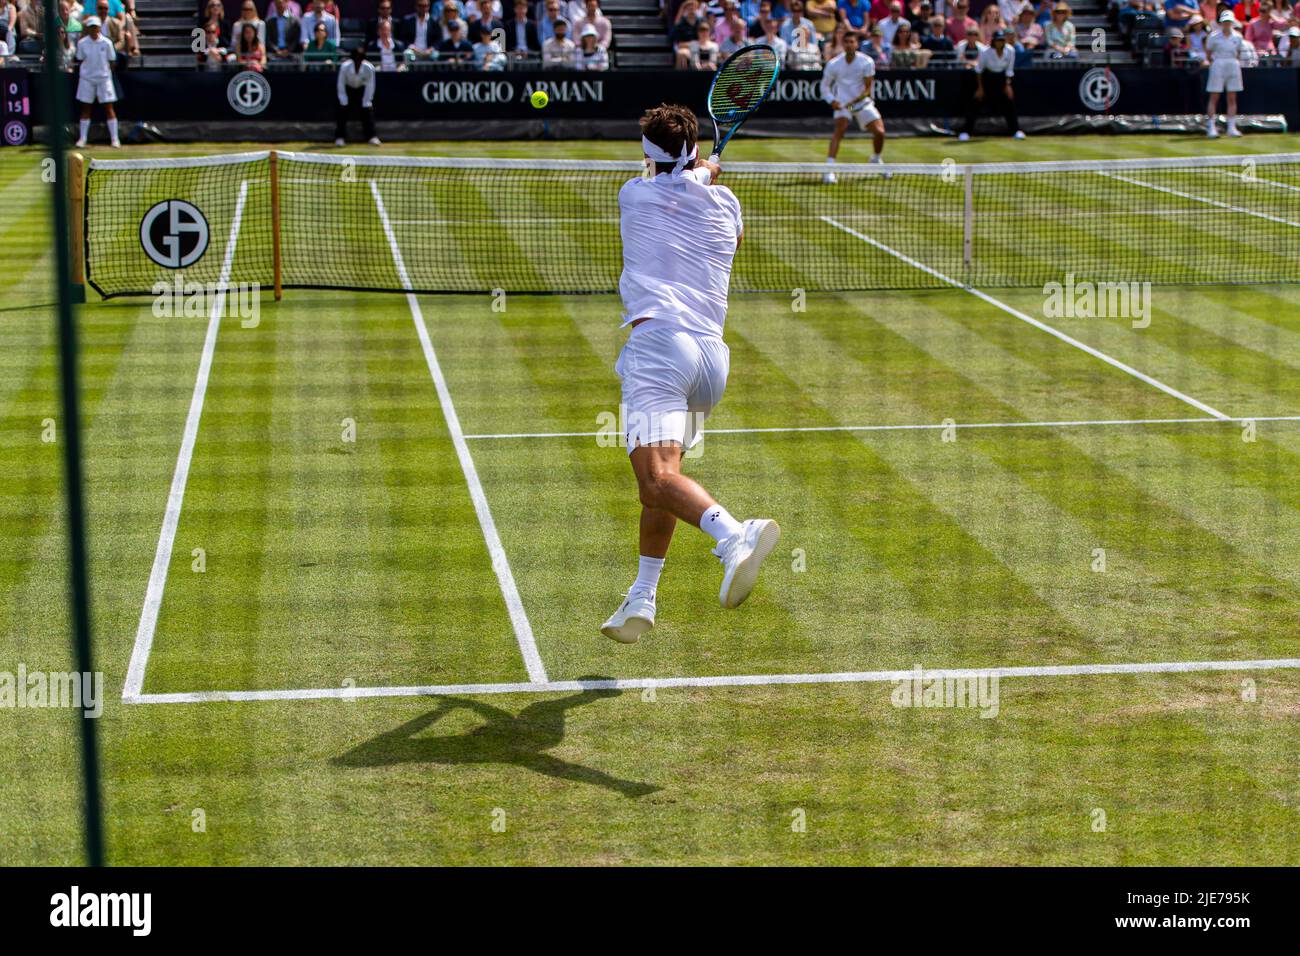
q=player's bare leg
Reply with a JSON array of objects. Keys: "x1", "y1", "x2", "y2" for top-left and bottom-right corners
[
  {"x1": 866, "y1": 118, "x2": 889, "y2": 176},
  {"x1": 824, "y1": 116, "x2": 849, "y2": 183},
  {"x1": 1206, "y1": 91, "x2": 1220, "y2": 137}
]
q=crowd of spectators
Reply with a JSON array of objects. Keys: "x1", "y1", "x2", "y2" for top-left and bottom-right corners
[
  {"x1": 194, "y1": 0, "x2": 611, "y2": 69},
  {"x1": 1116, "y1": 0, "x2": 1300, "y2": 63},
  {"x1": 0, "y1": 0, "x2": 140, "y2": 63}
]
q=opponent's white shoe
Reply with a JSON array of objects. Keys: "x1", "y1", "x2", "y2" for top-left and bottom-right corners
[
  {"x1": 1207, "y1": 124, "x2": 1219, "y2": 139},
  {"x1": 1227, "y1": 126, "x2": 1243, "y2": 138},
  {"x1": 823, "y1": 170, "x2": 838, "y2": 184},
  {"x1": 75, "y1": 138, "x2": 87, "y2": 148},
  {"x1": 714, "y1": 519, "x2": 781, "y2": 609},
  {"x1": 1013, "y1": 130, "x2": 1026, "y2": 140},
  {"x1": 957, "y1": 132, "x2": 970, "y2": 143},
  {"x1": 600, "y1": 591, "x2": 656, "y2": 644}
]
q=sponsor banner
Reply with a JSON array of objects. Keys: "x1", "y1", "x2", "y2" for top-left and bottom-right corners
[
  {"x1": 27, "y1": 66, "x2": 1300, "y2": 128},
  {"x1": 2, "y1": 69, "x2": 31, "y2": 147}
]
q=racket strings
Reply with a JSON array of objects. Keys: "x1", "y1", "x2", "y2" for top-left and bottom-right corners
[{"x1": 708, "y1": 48, "x2": 780, "y2": 124}]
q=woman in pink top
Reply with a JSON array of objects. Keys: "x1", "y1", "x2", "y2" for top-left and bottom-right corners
[{"x1": 1245, "y1": 11, "x2": 1275, "y2": 47}]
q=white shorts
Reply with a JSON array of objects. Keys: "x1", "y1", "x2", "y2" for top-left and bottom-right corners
[
  {"x1": 834, "y1": 99, "x2": 881, "y2": 129},
  {"x1": 1207, "y1": 60, "x2": 1242, "y2": 93},
  {"x1": 76, "y1": 76, "x2": 118, "y2": 104},
  {"x1": 614, "y1": 323, "x2": 729, "y2": 454}
]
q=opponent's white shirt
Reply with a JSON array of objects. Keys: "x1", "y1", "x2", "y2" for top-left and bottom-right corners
[
  {"x1": 975, "y1": 43, "x2": 1015, "y2": 76},
  {"x1": 618, "y1": 167, "x2": 743, "y2": 338},
  {"x1": 1205, "y1": 30, "x2": 1243, "y2": 63},
  {"x1": 821, "y1": 51, "x2": 874, "y2": 106},
  {"x1": 76, "y1": 34, "x2": 116, "y2": 82}
]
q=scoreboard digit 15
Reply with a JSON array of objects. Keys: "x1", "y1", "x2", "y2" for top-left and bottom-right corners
[{"x1": 2, "y1": 68, "x2": 31, "y2": 147}]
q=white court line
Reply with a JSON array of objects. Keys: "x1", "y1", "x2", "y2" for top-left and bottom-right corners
[
  {"x1": 819, "y1": 215, "x2": 1231, "y2": 421},
  {"x1": 370, "y1": 180, "x2": 549, "y2": 684},
  {"x1": 463, "y1": 415, "x2": 1300, "y2": 441},
  {"x1": 122, "y1": 181, "x2": 249, "y2": 700},
  {"x1": 1100, "y1": 171, "x2": 1300, "y2": 230},
  {"x1": 122, "y1": 657, "x2": 1300, "y2": 705},
  {"x1": 1208, "y1": 167, "x2": 1300, "y2": 195}
]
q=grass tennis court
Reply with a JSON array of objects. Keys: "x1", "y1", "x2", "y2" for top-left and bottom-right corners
[{"x1": 3, "y1": 134, "x2": 1299, "y2": 864}]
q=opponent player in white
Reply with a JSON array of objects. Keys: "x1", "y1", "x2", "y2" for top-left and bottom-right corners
[
  {"x1": 821, "y1": 30, "x2": 885, "y2": 185},
  {"x1": 1204, "y1": 12, "x2": 1244, "y2": 138},
  {"x1": 600, "y1": 103, "x2": 780, "y2": 643},
  {"x1": 74, "y1": 16, "x2": 121, "y2": 149}
]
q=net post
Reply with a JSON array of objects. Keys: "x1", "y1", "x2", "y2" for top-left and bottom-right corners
[
  {"x1": 67, "y1": 151, "x2": 87, "y2": 304},
  {"x1": 962, "y1": 165, "x2": 974, "y2": 268},
  {"x1": 270, "y1": 150, "x2": 282, "y2": 301}
]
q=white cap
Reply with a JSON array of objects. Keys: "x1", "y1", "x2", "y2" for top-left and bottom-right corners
[
  {"x1": 83, "y1": 15, "x2": 101, "y2": 27},
  {"x1": 1219, "y1": 11, "x2": 1235, "y2": 23},
  {"x1": 580, "y1": 24, "x2": 598, "y2": 37}
]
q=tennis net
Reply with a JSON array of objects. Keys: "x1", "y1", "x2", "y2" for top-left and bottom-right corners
[{"x1": 82, "y1": 150, "x2": 1300, "y2": 299}]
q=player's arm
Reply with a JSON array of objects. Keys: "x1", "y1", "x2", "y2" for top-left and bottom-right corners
[{"x1": 820, "y1": 63, "x2": 840, "y2": 110}]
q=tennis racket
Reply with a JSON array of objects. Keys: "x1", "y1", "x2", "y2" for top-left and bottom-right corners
[{"x1": 705, "y1": 44, "x2": 781, "y2": 163}]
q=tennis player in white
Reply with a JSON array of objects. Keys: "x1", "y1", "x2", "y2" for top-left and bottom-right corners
[
  {"x1": 1204, "y1": 13, "x2": 1244, "y2": 138},
  {"x1": 74, "y1": 16, "x2": 121, "y2": 149},
  {"x1": 600, "y1": 103, "x2": 780, "y2": 644},
  {"x1": 821, "y1": 31, "x2": 886, "y2": 185}
]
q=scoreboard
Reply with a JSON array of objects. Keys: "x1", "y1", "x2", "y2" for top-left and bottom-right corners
[{"x1": 2, "y1": 68, "x2": 30, "y2": 147}]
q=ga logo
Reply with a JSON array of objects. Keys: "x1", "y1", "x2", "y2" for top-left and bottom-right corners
[
  {"x1": 140, "y1": 199, "x2": 209, "y2": 269},
  {"x1": 1078, "y1": 68, "x2": 1120, "y2": 112}
]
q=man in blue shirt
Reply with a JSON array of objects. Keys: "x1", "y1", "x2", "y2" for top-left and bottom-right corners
[{"x1": 838, "y1": 0, "x2": 870, "y2": 29}]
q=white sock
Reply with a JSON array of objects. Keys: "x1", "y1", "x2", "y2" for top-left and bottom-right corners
[
  {"x1": 107, "y1": 119, "x2": 119, "y2": 142},
  {"x1": 1227, "y1": 117, "x2": 1238, "y2": 130},
  {"x1": 79, "y1": 119, "x2": 89, "y2": 141},
  {"x1": 629, "y1": 556, "x2": 664, "y2": 597},
  {"x1": 700, "y1": 504, "x2": 743, "y2": 543}
]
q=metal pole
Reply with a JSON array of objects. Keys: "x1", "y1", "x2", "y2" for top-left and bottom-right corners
[{"x1": 42, "y1": 0, "x2": 106, "y2": 868}]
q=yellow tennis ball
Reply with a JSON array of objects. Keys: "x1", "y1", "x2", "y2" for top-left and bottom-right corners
[{"x1": 530, "y1": 90, "x2": 549, "y2": 109}]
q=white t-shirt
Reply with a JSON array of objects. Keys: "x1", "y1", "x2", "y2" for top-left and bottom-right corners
[
  {"x1": 618, "y1": 167, "x2": 743, "y2": 337},
  {"x1": 975, "y1": 43, "x2": 1015, "y2": 75},
  {"x1": 76, "y1": 34, "x2": 116, "y2": 81},
  {"x1": 821, "y1": 51, "x2": 874, "y2": 106},
  {"x1": 1205, "y1": 29, "x2": 1243, "y2": 63}
]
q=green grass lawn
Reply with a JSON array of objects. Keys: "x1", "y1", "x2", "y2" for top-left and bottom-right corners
[{"x1": 2, "y1": 134, "x2": 1299, "y2": 864}]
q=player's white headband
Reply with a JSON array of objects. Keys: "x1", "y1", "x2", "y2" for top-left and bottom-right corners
[{"x1": 642, "y1": 135, "x2": 697, "y2": 175}]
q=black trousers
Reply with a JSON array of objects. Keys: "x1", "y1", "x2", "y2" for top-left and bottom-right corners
[
  {"x1": 335, "y1": 87, "x2": 376, "y2": 141},
  {"x1": 963, "y1": 78, "x2": 1019, "y2": 136}
]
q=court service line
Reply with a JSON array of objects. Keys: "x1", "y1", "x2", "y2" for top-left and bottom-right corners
[
  {"x1": 1207, "y1": 167, "x2": 1300, "y2": 195},
  {"x1": 463, "y1": 415, "x2": 1300, "y2": 441},
  {"x1": 370, "y1": 181, "x2": 549, "y2": 684},
  {"x1": 1100, "y1": 171, "x2": 1300, "y2": 229},
  {"x1": 122, "y1": 181, "x2": 249, "y2": 700},
  {"x1": 819, "y1": 215, "x2": 1231, "y2": 421},
  {"x1": 122, "y1": 657, "x2": 1300, "y2": 705}
]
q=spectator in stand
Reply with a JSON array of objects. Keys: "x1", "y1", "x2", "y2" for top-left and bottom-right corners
[
  {"x1": 921, "y1": 13, "x2": 954, "y2": 48},
  {"x1": 1279, "y1": 23, "x2": 1300, "y2": 58},
  {"x1": 1045, "y1": 2, "x2": 1076, "y2": 54},
  {"x1": 672, "y1": 0, "x2": 706, "y2": 50},
  {"x1": 266, "y1": 0, "x2": 302, "y2": 58},
  {"x1": 200, "y1": 0, "x2": 227, "y2": 47},
  {"x1": 890, "y1": 20, "x2": 931, "y2": 62},
  {"x1": 543, "y1": 15, "x2": 576, "y2": 64},
  {"x1": 758, "y1": 8, "x2": 789, "y2": 56},
  {"x1": 506, "y1": 0, "x2": 540, "y2": 56},
  {"x1": 303, "y1": 18, "x2": 337, "y2": 61},
  {"x1": 198, "y1": 20, "x2": 227, "y2": 67},
  {"x1": 471, "y1": 1, "x2": 505, "y2": 39},
  {"x1": 1264, "y1": 0, "x2": 1291, "y2": 36},
  {"x1": 1231, "y1": 0, "x2": 1258, "y2": 20},
  {"x1": 439, "y1": 18, "x2": 475, "y2": 58},
  {"x1": 335, "y1": 42, "x2": 379, "y2": 145},
  {"x1": 1166, "y1": 0, "x2": 1199, "y2": 30},
  {"x1": 714, "y1": 0, "x2": 743, "y2": 40},
  {"x1": 263, "y1": 0, "x2": 299, "y2": 16},
  {"x1": 94, "y1": 0, "x2": 134, "y2": 56},
  {"x1": 1185, "y1": 13, "x2": 1208, "y2": 54},
  {"x1": 1014, "y1": 4, "x2": 1042, "y2": 46},
  {"x1": 537, "y1": 0, "x2": 560, "y2": 41},
  {"x1": 474, "y1": 29, "x2": 505, "y2": 65},
  {"x1": 906, "y1": 0, "x2": 931, "y2": 30},
  {"x1": 1034, "y1": 0, "x2": 1053, "y2": 22},
  {"x1": 838, "y1": 0, "x2": 870, "y2": 29},
  {"x1": 947, "y1": 0, "x2": 978, "y2": 41},
  {"x1": 401, "y1": 0, "x2": 437, "y2": 59},
  {"x1": 863, "y1": 22, "x2": 889, "y2": 60},
  {"x1": 787, "y1": 15, "x2": 821, "y2": 64},
  {"x1": 687, "y1": 17, "x2": 720, "y2": 65},
  {"x1": 300, "y1": 0, "x2": 337, "y2": 49},
  {"x1": 999, "y1": 0, "x2": 1027, "y2": 22},
  {"x1": 954, "y1": 23, "x2": 985, "y2": 60},
  {"x1": 781, "y1": 0, "x2": 814, "y2": 43},
  {"x1": 806, "y1": 0, "x2": 837, "y2": 36},
  {"x1": 1244, "y1": 6, "x2": 1275, "y2": 46},
  {"x1": 573, "y1": 0, "x2": 611, "y2": 46},
  {"x1": 230, "y1": 0, "x2": 265, "y2": 48},
  {"x1": 229, "y1": 20, "x2": 265, "y2": 69},
  {"x1": 979, "y1": 3, "x2": 1007, "y2": 40},
  {"x1": 437, "y1": 2, "x2": 469, "y2": 44},
  {"x1": 576, "y1": 21, "x2": 608, "y2": 65},
  {"x1": 374, "y1": 18, "x2": 406, "y2": 68},
  {"x1": 720, "y1": 12, "x2": 748, "y2": 49},
  {"x1": 366, "y1": 0, "x2": 394, "y2": 44},
  {"x1": 878, "y1": 1, "x2": 909, "y2": 45}
]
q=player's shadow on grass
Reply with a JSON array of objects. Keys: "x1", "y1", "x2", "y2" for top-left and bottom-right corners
[{"x1": 333, "y1": 685, "x2": 660, "y2": 799}]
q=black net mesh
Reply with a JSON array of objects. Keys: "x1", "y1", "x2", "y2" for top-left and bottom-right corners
[{"x1": 84, "y1": 152, "x2": 1300, "y2": 299}]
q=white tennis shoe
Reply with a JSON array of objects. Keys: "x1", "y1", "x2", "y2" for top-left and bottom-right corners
[
  {"x1": 714, "y1": 519, "x2": 781, "y2": 609},
  {"x1": 600, "y1": 591, "x2": 656, "y2": 644}
]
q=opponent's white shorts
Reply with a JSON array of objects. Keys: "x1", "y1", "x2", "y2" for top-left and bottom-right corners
[
  {"x1": 76, "y1": 77, "x2": 118, "y2": 104},
  {"x1": 834, "y1": 99, "x2": 881, "y2": 129},
  {"x1": 1207, "y1": 60, "x2": 1242, "y2": 93},
  {"x1": 614, "y1": 323, "x2": 729, "y2": 454}
]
